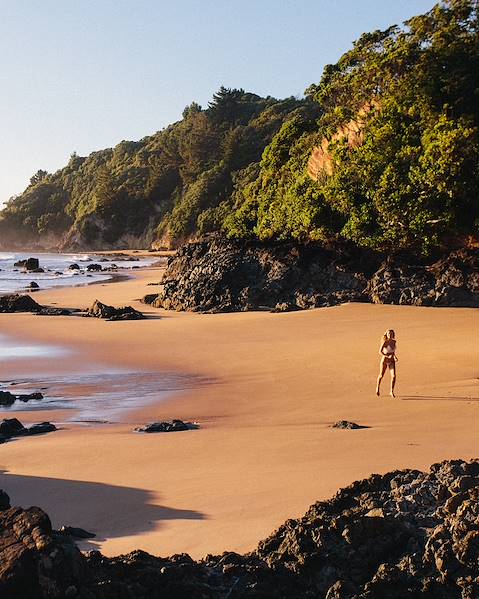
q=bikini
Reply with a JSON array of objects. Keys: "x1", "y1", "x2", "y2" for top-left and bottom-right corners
[{"x1": 384, "y1": 343, "x2": 395, "y2": 363}]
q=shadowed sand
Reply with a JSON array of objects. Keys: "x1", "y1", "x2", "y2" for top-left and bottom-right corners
[{"x1": 0, "y1": 266, "x2": 478, "y2": 558}]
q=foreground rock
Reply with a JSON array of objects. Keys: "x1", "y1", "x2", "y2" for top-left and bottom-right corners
[
  {"x1": 2, "y1": 459, "x2": 479, "y2": 596},
  {"x1": 135, "y1": 419, "x2": 191, "y2": 433},
  {"x1": 0, "y1": 293, "x2": 42, "y2": 313},
  {"x1": 153, "y1": 239, "x2": 479, "y2": 312},
  {"x1": 332, "y1": 420, "x2": 367, "y2": 429},
  {"x1": 86, "y1": 299, "x2": 145, "y2": 321},
  {"x1": 0, "y1": 418, "x2": 56, "y2": 443}
]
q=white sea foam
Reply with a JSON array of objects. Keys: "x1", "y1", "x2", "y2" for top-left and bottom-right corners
[{"x1": 0, "y1": 252, "x2": 157, "y2": 294}]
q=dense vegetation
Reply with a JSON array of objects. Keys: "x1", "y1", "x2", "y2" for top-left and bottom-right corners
[
  {"x1": 0, "y1": 90, "x2": 311, "y2": 249},
  {"x1": 1, "y1": 0, "x2": 478, "y2": 253},
  {"x1": 225, "y1": 0, "x2": 479, "y2": 254}
]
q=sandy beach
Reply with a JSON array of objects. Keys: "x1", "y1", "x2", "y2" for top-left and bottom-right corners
[{"x1": 0, "y1": 265, "x2": 478, "y2": 559}]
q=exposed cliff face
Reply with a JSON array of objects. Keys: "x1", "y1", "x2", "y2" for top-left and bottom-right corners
[
  {"x1": 148, "y1": 237, "x2": 374, "y2": 313},
  {"x1": 147, "y1": 239, "x2": 479, "y2": 313},
  {"x1": 307, "y1": 100, "x2": 380, "y2": 181},
  {"x1": 2, "y1": 460, "x2": 479, "y2": 597}
]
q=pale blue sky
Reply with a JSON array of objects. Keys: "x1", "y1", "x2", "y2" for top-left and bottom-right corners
[{"x1": 0, "y1": 0, "x2": 436, "y2": 206}]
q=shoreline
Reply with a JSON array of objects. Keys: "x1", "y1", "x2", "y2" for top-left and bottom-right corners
[{"x1": 0, "y1": 267, "x2": 479, "y2": 558}]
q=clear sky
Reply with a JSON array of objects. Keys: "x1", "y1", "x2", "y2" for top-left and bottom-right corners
[{"x1": 0, "y1": 0, "x2": 437, "y2": 206}]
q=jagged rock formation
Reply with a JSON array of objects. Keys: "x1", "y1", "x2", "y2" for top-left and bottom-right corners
[
  {"x1": 0, "y1": 293, "x2": 42, "y2": 313},
  {"x1": 149, "y1": 240, "x2": 479, "y2": 313},
  {"x1": 149, "y1": 238, "x2": 372, "y2": 312},
  {"x1": 85, "y1": 300, "x2": 145, "y2": 321},
  {"x1": 1, "y1": 460, "x2": 479, "y2": 597}
]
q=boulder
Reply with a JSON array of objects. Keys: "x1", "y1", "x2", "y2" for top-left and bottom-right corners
[
  {"x1": 135, "y1": 419, "x2": 190, "y2": 433},
  {"x1": 0, "y1": 418, "x2": 25, "y2": 436},
  {"x1": 26, "y1": 282, "x2": 39, "y2": 290},
  {"x1": 0, "y1": 418, "x2": 56, "y2": 440},
  {"x1": 141, "y1": 293, "x2": 159, "y2": 305},
  {"x1": 17, "y1": 392, "x2": 44, "y2": 402},
  {"x1": 0, "y1": 503, "x2": 88, "y2": 598},
  {"x1": 22, "y1": 422, "x2": 57, "y2": 436},
  {"x1": 68, "y1": 264, "x2": 80, "y2": 270},
  {"x1": 13, "y1": 257, "x2": 39, "y2": 271},
  {"x1": 86, "y1": 300, "x2": 145, "y2": 321},
  {"x1": 86, "y1": 264, "x2": 102, "y2": 272},
  {"x1": 332, "y1": 420, "x2": 367, "y2": 429},
  {"x1": 0, "y1": 391, "x2": 16, "y2": 406},
  {"x1": 0, "y1": 294, "x2": 42, "y2": 313}
]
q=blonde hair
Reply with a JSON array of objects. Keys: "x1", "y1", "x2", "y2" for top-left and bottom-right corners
[{"x1": 382, "y1": 329, "x2": 395, "y2": 342}]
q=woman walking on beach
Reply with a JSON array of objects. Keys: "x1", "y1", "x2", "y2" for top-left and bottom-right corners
[{"x1": 376, "y1": 329, "x2": 398, "y2": 397}]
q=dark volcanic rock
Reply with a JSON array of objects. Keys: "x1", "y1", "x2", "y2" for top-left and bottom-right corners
[
  {"x1": 135, "y1": 419, "x2": 190, "y2": 433},
  {"x1": 367, "y1": 249, "x2": 479, "y2": 307},
  {"x1": 141, "y1": 293, "x2": 160, "y2": 305},
  {"x1": 332, "y1": 420, "x2": 367, "y2": 429},
  {"x1": 157, "y1": 239, "x2": 479, "y2": 312},
  {"x1": 0, "y1": 391, "x2": 16, "y2": 406},
  {"x1": 0, "y1": 294, "x2": 42, "y2": 313},
  {"x1": 0, "y1": 418, "x2": 25, "y2": 436},
  {"x1": 69, "y1": 263, "x2": 80, "y2": 270},
  {"x1": 155, "y1": 238, "x2": 371, "y2": 312},
  {"x1": 22, "y1": 422, "x2": 57, "y2": 436},
  {"x1": 86, "y1": 263, "x2": 102, "y2": 272},
  {"x1": 3, "y1": 460, "x2": 479, "y2": 597},
  {"x1": 17, "y1": 392, "x2": 44, "y2": 402},
  {"x1": 0, "y1": 502, "x2": 88, "y2": 598},
  {"x1": 0, "y1": 391, "x2": 43, "y2": 405},
  {"x1": 86, "y1": 299, "x2": 145, "y2": 321},
  {"x1": 59, "y1": 526, "x2": 96, "y2": 539},
  {"x1": 36, "y1": 307, "x2": 72, "y2": 316},
  {"x1": 0, "y1": 419, "x2": 56, "y2": 441},
  {"x1": 14, "y1": 257, "x2": 39, "y2": 271}
]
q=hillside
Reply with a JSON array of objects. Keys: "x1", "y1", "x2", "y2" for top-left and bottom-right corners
[
  {"x1": 0, "y1": 91, "x2": 315, "y2": 250},
  {"x1": 224, "y1": 0, "x2": 479, "y2": 254},
  {"x1": 1, "y1": 0, "x2": 478, "y2": 254}
]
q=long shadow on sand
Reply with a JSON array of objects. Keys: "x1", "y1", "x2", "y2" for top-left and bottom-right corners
[
  {"x1": 0, "y1": 470, "x2": 206, "y2": 551},
  {"x1": 401, "y1": 395, "x2": 479, "y2": 401}
]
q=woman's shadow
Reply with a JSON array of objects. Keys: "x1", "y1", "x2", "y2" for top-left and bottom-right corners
[{"x1": 0, "y1": 470, "x2": 206, "y2": 551}]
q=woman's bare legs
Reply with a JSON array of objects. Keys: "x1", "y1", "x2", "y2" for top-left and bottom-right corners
[
  {"x1": 390, "y1": 364, "x2": 396, "y2": 397},
  {"x1": 376, "y1": 358, "x2": 387, "y2": 396}
]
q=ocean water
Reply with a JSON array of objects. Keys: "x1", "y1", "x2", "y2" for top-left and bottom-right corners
[
  {"x1": 0, "y1": 252, "x2": 159, "y2": 294},
  {"x1": 0, "y1": 370, "x2": 200, "y2": 423}
]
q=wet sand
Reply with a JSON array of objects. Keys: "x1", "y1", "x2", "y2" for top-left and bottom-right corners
[{"x1": 0, "y1": 266, "x2": 479, "y2": 558}]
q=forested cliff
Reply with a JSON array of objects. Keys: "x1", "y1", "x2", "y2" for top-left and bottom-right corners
[{"x1": 1, "y1": 0, "x2": 478, "y2": 253}]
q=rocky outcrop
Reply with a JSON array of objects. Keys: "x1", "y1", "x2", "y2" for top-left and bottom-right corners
[
  {"x1": 135, "y1": 420, "x2": 191, "y2": 433},
  {"x1": 85, "y1": 300, "x2": 145, "y2": 321},
  {"x1": 13, "y1": 257, "x2": 39, "y2": 271},
  {"x1": 367, "y1": 249, "x2": 479, "y2": 307},
  {"x1": 151, "y1": 238, "x2": 371, "y2": 312},
  {"x1": 2, "y1": 460, "x2": 479, "y2": 597},
  {"x1": 0, "y1": 294, "x2": 42, "y2": 313},
  {"x1": 152, "y1": 240, "x2": 479, "y2": 312},
  {"x1": 0, "y1": 418, "x2": 56, "y2": 443}
]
